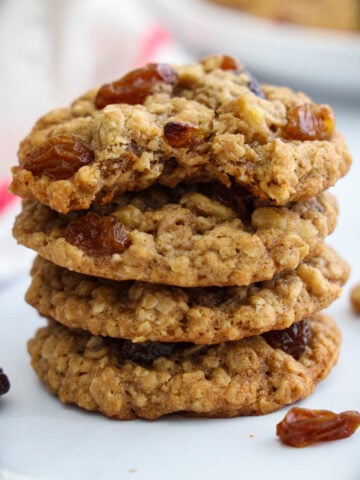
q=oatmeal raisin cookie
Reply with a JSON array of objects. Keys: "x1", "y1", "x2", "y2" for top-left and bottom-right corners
[
  {"x1": 26, "y1": 245, "x2": 348, "y2": 343},
  {"x1": 27, "y1": 314, "x2": 340, "y2": 419},
  {"x1": 13, "y1": 184, "x2": 338, "y2": 287},
  {"x1": 10, "y1": 55, "x2": 351, "y2": 213}
]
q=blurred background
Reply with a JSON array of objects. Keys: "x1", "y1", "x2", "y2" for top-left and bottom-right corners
[
  {"x1": 0, "y1": 0, "x2": 359, "y2": 177},
  {"x1": 0, "y1": 0, "x2": 359, "y2": 282}
]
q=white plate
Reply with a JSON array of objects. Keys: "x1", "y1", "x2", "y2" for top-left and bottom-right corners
[
  {"x1": 151, "y1": 0, "x2": 360, "y2": 96},
  {"x1": 0, "y1": 202, "x2": 35, "y2": 286}
]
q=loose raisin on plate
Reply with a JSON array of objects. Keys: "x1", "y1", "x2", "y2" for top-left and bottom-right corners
[
  {"x1": 284, "y1": 103, "x2": 335, "y2": 141},
  {"x1": 0, "y1": 368, "x2": 10, "y2": 397},
  {"x1": 164, "y1": 121, "x2": 204, "y2": 148},
  {"x1": 22, "y1": 135, "x2": 94, "y2": 180},
  {"x1": 95, "y1": 63, "x2": 178, "y2": 109},
  {"x1": 276, "y1": 407, "x2": 360, "y2": 447},
  {"x1": 262, "y1": 319, "x2": 311, "y2": 360},
  {"x1": 64, "y1": 212, "x2": 130, "y2": 257}
]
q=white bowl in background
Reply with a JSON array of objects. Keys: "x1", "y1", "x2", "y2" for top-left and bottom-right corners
[{"x1": 152, "y1": 0, "x2": 360, "y2": 97}]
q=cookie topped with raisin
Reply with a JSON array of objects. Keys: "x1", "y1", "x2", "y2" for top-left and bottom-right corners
[
  {"x1": 10, "y1": 55, "x2": 351, "y2": 213},
  {"x1": 13, "y1": 183, "x2": 338, "y2": 287}
]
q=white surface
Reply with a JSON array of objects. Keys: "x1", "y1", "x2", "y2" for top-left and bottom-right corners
[
  {"x1": 152, "y1": 0, "x2": 360, "y2": 96},
  {"x1": 1, "y1": 105, "x2": 360, "y2": 479},
  {"x1": 0, "y1": 202, "x2": 35, "y2": 285}
]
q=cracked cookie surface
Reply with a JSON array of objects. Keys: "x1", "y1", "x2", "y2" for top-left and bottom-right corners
[
  {"x1": 27, "y1": 314, "x2": 340, "y2": 419},
  {"x1": 10, "y1": 55, "x2": 351, "y2": 213},
  {"x1": 26, "y1": 245, "x2": 349, "y2": 343},
  {"x1": 13, "y1": 184, "x2": 338, "y2": 287}
]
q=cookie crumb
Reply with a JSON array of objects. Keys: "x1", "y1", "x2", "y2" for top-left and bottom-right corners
[
  {"x1": 350, "y1": 284, "x2": 360, "y2": 314},
  {"x1": 128, "y1": 469, "x2": 138, "y2": 474},
  {"x1": 249, "y1": 434, "x2": 255, "y2": 439}
]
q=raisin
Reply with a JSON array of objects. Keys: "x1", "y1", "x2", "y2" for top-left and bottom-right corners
[
  {"x1": 0, "y1": 368, "x2": 10, "y2": 396},
  {"x1": 100, "y1": 152, "x2": 136, "y2": 181},
  {"x1": 245, "y1": 71, "x2": 265, "y2": 98},
  {"x1": 162, "y1": 157, "x2": 179, "y2": 177},
  {"x1": 164, "y1": 121, "x2": 204, "y2": 148},
  {"x1": 64, "y1": 212, "x2": 130, "y2": 257},
  {"x1": 262, "y1": 319, "x2": 311, "y2": 360},
  {"x1": 22, "y1": 135, "x2": 94, "y2": 180},
  {"x1": 276, "y1": 407, "x2": 360, "y2": 447},
  {"x1": 116, "y1": 340, "x2": 211, "y2": 367},
  {"x1": 200, "y1": 54, "x2": 243, "y2": 72},
  {"x1": 95, "y1": 63, "x2": 178, "y2": 109},
  {"x1": 201, "y1": 183, "x2": 255, "y2": 223},
  {"x1": 284, "y1": 103, "x2": 335, "y2": 141},
  {"x1": 219, "y1": 55, "x2": 242, "y2": 71},
  {"x1": 350, "y1": 283, "x2": 360, "y2": 314},
  {"x1": 190, "y1": 287, "x2": 227, "y2": 308},
  {"x1": 118, "y1": 340, "x2": 193, "y2": 367}
]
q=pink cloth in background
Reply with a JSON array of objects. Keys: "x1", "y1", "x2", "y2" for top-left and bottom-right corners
[
  {"x1": 0, "y1": 179, "x2": 18, "y2": 215},
  {"x1": 134, "y1": 25, "x2": 171, "y2": 67}
]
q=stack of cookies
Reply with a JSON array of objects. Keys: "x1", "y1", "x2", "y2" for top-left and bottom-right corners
[{"x1": 11, "y1": 55, "x2": 351, "y2": 419}]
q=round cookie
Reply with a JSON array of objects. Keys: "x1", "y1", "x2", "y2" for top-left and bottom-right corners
[
  {"x1": 27, "y1": 314, "x2": 341, "y2": 419},
  {"x1": 26, "y1": 245, "x2": 349, "y2": 343},
  {"x1": 13, "y1": 184, "x2": 338, "y2": 287},
  {"x1": 10, "y1": 55, "x2": 351, "y2": 213}
]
